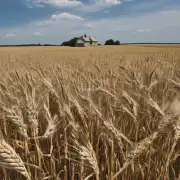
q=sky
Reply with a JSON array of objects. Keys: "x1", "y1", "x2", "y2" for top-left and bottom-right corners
[{"x1": 0, "y1": 0, "x2": 180, "y2": 45}]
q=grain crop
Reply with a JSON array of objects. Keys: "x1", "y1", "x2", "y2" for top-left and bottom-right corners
[{"x1": 0, "y1": 45, "x2": 179, "y2": 179}]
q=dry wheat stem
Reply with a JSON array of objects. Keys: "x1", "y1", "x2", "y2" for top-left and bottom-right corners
[
  {"x1": 0, "y1": 47, "x2": 180, "y2": 179},
  {"x1": 72, "y1": 127, "x2": 100, "y2": 180},
  {"x1": 43, "y1": 104, "x2": 62, "y2": 138},
  {"x1": 145, "y1": 92, "x2": 165, "y2": 116},
  {"x1": 165, "y1": 117, "x2": 180, "y2": 171},
  {"x1": 111, "y1": 132, "x2": 157, "y2": 179},
  {"x1": 121, "y1": 91, "x2": 138, "y2": 119}
]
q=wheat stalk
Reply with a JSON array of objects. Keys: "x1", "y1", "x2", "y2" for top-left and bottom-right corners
[
  {"x1": 112, "y1": 132, "x2": 158, "y2": 180},
  {"x1": 145, "y1": 91, "x2": 165, "y2": 116},
  {"x1": 103, "y1": 119, "x2": 133, "y2": 147},
  {"x1": 2, "y1": 106, "x2": 28, "y2": 139},
  {"x1": 72, "y1": 128, "x2": 100, "y2": 180},
  {"x1": 24, "y1": 88, "x2": 39, "y2": 137},
  {"x1": 43, "y1": 104, "x2": 62, "y2": 138},
  {"x1": 121, "y1": 91, "x2": 138, "y2": 119},
  {"x1": 165, "y1": 117, "x2": 180, "y2": 172},
  {"x1": 42, "y1": 78, "x2": 58, "y2": 98},
  {"x1": 0, "y1": 138, "x2": 30, "y2": 179},
  {"x1": 79, "y1": 95, "x2": 133, "y2": 146},
  {"x1": 112, "y1": 107, "x2": 180, "y2": 179}
]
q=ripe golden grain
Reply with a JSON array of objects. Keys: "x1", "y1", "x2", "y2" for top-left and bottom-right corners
[
  {"x1": 0, "y1": 138, "x2": 30, "y2": 179},
  {"x1": 0, "y1": 45, "x2": 179, "y2": 179}
]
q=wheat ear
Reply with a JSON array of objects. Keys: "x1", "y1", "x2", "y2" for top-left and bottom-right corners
[
  {"x1": 121, "y1": 91, "x2": 138, "y2": 119},
  {"x1": 103, "y1": 119, "x2": 133, "y2": 147},
  {"x1": 165, "y1": 116, "x2": 180, "y2": 172},
  {"x1": 24, "y1": 88, "x2": 39, "y2": 137},
  {"x1": 42, "y1": 78, "x2": 58, "y2": 98},
  {"x1": 2, "y1": 106, "x2": 28, "y2": 139},
  {"x1": 0, "y1": 138, "x2": 30, "y2": 180},
  {"x1": 113, "y1": 105, "x2": 180, "y2": 180},
  {"x1": 112, "y1": 132, "x2": 158, "y2": 180},
  {"x1": 43, "y1": 104, "x2": 61, "y2": 138},
  {"x1": 145, "y1": 91, "x2": 165, "y2": 116},
  {"x1": 72, "y1": 129, "x2": 100, "y2": 180}
]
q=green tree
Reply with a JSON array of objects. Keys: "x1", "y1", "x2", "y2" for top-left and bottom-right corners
[
  {"x1": 115, "y1": 40, "x2": 120, "y2": 45},
  {"x1": 104, "y1": 39, "x2": 115, "y2": 45},
  {"x1": 104, "y1": 39, "x2": 120, "y2": 45},
  {"x1": 61, "y1": 37, "x2": 78, "y2": 47}
]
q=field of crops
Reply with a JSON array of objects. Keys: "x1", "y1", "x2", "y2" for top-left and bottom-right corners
[{"x1": 0, "y1": 45, "x2": 179, "y2": 180}]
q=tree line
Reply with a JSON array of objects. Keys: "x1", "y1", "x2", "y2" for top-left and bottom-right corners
[
  {"x1": 61, "y1": 37, "x2": 120, "y2": 47},
  {"x1": 61, "y1": 37, "x2": 79, "y2": 47},
  {"x1": 104, "y1": 39, "x2": 120, "y2": 45},
  {"x1": 0, "y1": 38, "x2": 120, "y2": 47}
]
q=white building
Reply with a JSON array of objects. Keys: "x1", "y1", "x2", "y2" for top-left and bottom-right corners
[{"x1": 75, "y1": 35, "x2": 98, "y2": 47}]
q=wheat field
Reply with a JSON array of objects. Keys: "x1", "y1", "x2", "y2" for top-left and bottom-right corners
[{"x1": 0, "y1": 45, "x2": 179, "y2": 180}]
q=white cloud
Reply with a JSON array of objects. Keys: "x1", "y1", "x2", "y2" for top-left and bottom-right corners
[
  {"x1": 51, "y1": 13, "x2": 84, "y2": 20},
  {"x1": 35, "y1": 4, "x2": 44, "y2": 7},
  {"x1": 36, "y1": 13, "x2": 84, "y2": 26},
  {"x1": 136, "y1": 29, "x2": 151, "y2": 33},
  {"x1": 4, "y1": 33, "x2": 16, "y2": 38},
  {"x1": 84, "y1": 23, "x2": 93, "y2": 28},
  {"x1": 99, "y1": 0, "x2": 120, "y2": 6},
  {"x1": 33, "y1": 32, "x2": 44, "y2": 36},
  {"x1": 79, "y1": 0, "x2": 121, "y2": 12},
  {"x1": 28, "y1": 0, "x2": 83, "y2": 8},
  {"x1": 36, "y1": 20, "x2": 55, "y2": 26},
  {"x1": 26, "y1": 0, "x2": 121, "y2": 12},
  {"x1": 72, "y1": 9, "x2": 180, "y2": 43},
  {"x1": 42, "y1": 0, "x2": 83, "y2": 7},
  {"x1": 1, "y1": 9, "x2": 180, "y2": 45}
]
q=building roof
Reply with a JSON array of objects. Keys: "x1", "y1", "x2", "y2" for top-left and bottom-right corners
[
  {"x1": 89, "y1": 36, "x2": 98, "y2": 42},
  {"x1": 80, "y1": 36, "x2": 98, "y2": 42},
  {"x1": 81, "y1": 36, "x2": 90, "y2": 42}
]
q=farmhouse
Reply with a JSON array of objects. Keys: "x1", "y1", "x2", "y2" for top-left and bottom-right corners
[{"x1": 75, "y1": 35, "x2": 98, "y2": 47}]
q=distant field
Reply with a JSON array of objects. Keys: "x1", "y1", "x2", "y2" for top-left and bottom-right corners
[
  {"x1": 137, "y1": 44, "x2": 180, "y2": 48},
  {"x1": 0, "y1": 45, "x2": 179, "y2": 180},
  {"x1": 0, "y1": 45, "x2": 180, "y2": 74}
]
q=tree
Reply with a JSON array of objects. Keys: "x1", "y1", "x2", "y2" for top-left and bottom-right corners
[
  {"x1": 104, "y1": 39, "x2": 115, "y2": 45},
  {"x1": 104, "y1": 39, "x2": 120, "y2": 45},
  {"x1": 115, "y1": 40, "x2": 120, "y2": 45},
  {"x1": 61, "y1": 37, "x2": 78, "y2": 47}
]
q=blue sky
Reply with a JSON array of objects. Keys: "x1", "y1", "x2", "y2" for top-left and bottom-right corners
[{"x1": 0, "y1": 0, "x2": 180, "y2": 44}]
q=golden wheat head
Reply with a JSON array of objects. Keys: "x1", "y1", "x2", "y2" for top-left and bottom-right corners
[{"x1": 0, "y1": 138, "x2": 30, "y2": 180}]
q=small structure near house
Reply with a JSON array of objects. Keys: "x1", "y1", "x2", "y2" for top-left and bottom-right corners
[{"x1": 75, "y1": 34, "x2": 98, "y2": 47}]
